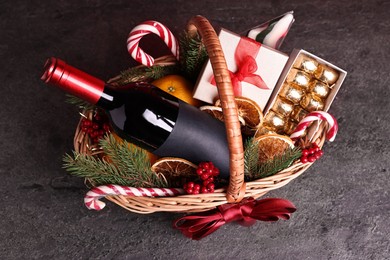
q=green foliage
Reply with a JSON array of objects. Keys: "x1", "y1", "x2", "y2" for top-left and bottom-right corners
[
  {"x1": 244, "y1": 138, "x2": 302, "y2": 180},
  {"x1": 65, "y1": 94, "x2": 95, "y2": 111},
  {"x1": 63, "y1": 134, "x2": 168, "y2": 188},
  {"x1": 179, "y1": 31, "x2": 208, "y2": 81},
  {"x1": 110, "y1": 64, "x2": 179, "y2": 87}
]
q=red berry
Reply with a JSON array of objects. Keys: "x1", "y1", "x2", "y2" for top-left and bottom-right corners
[
  {"x1": 212, "y1": 168, "x2": 220, "y2": 176},
  {"x1": 309, "y1": 148, "x2": 316, "y2": 154},
  {"x1": 206, "y1": 183, "x2": 215, "y2": 191},
  {"x1": 82, "y1": 119, "x2": 89, "y2": 126},
  {"x1": 315, "y1": 150, "x2": 324, "y2": 159},
  {"x1": 92, "y1": 123, "x2": 100, "y2": 129},
  {"x1": 81, "y1": 127, "x2": 89, "y2": 132},
  {"x1": 94, "y1": 114, "x2": 101, "y2": 121},
  {"x1": 186, "y1": 188, "x2": 193, "y2": 194},
  {"x1": 312, "y1": 143, "x2": 319, "y2": 148},
  {"x1": 187, "y1": 182, "x2": 195, "y2": 189},
  {"x1": 200, "y1": 173, "x2": 210, "y2": 180},
  {"x1": 302, "y1": 150, "x2": 309, "y2": 157},
  {"x1": 300, "y1": 157, "x2": 308, "y2": 163},
  {"x1": 203, "y1": 163, "x2": 210, "y2": 170},
  {"x1": 87, "y1": 128, "x2": 94, "y2": 134},
  {"x1": 196, "y1": 168, "x2": 203, "y2": 175},
  {"x1": 103, "y1": 123, "x2": 110, "y2": 131},
  {"x1": 201, "y1": 187, "x2": 208, "y2": 194},
  {"x1": 308, "y1": 156, "x2": 316, "y2": 163},
  {"x1": 194, "y1": 184, "x2": 201, "y2": 191}
]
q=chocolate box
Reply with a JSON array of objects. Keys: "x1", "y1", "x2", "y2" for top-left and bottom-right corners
[{"x1": 263, "y1": 49, "x2": 347, "y2": 135}]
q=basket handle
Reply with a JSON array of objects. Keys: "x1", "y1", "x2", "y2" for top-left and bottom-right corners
[{"x1": 186, "y1": 16, "x2": 246, "y2": 203}]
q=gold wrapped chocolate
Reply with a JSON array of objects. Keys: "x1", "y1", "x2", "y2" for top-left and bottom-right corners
[
  {"x1": 271, "y1": 96, "x2": 294, "y2": 117},
  {"x1": 315, "y1": 64, "x2": 339, "y2": 85},
  {"x1": 263, "y1": 110, "x2": 286, "y2": 133},
  {"x1": 290, "y1": 106, "x2": 309, "y2": 122},
  {"x1": 279, "y1": 83, "x2": 305, "y2": 104},
  {"x1": 300, "y1": 93, "x2": 324, "y2": 112},
  {"x1": 284, "y1": 120, "x2": 298, "y2": 135},
  {"x1": 309, "y1": 80, "x2": 330, "y2": 99},
  {"x1": 293, "y1": 54, "x2": 319, "y2": 74},
  {"x1": 286, "y1": 68, "x2": 311, "y2": 89}
]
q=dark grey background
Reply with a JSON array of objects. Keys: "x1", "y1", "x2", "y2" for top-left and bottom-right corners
[{"x1": 1, "y1": 0, "x2": 389, "y2": 259}]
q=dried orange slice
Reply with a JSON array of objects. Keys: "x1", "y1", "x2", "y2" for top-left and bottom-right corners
[
  {"x1": 215, "y1": 97, "x2": 263, "y2": 133},
  {"x1": 255, "y1": 134, "x2": 294, "y2": 163},
  {"x1": 151, "y1": 157, "x2": 197, "y2": 186},
  {"x1": 200, "y1": 105, "x2": 246, "y2": 125}
]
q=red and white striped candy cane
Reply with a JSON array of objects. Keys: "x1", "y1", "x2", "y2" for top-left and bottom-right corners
[
  {"x1": 290, "y1": 111, "x2": 338, "y2": 142},
  {"x1": 127, "y1": 20, "x2": 179, "y2": 67},
  {"x1": 84, "y1": 184, "x2": 185, "y2": 211}
]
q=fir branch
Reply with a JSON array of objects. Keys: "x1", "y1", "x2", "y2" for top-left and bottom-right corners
[
  {"x1": 63, "y1": 134, "x2": 168, "y2": 188},
  {"x1": 179, "y1": 31, "x2": 208, "y2": 81},
  {"x1": 244, "y1": 137, "x2": 261, "y2": 176},
  {"x1": 63, "y1": 152, "x2": 131, "y2": 186},
  {"x1": 99, "y1": 135, "x2": 149, "y2": 177},
  {"x1": 65, "y1": 94, "x2": 95, "y2": 111},
  {"x1": 244, "y1": 138, "x2": 302, "y2": 180},
  {"x1": 108, "y1": 65, "x2": 179, "y2": 87}
]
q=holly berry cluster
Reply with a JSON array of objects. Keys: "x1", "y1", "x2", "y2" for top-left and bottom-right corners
[
  {"x1": 183, "y1": 162, "x2": 220, "y2": 194},
  {"x1": 80, "y1": 113, "x2": 110, "y2": 144},
  {"x1": 300, "y1": 143, "x2": 324, "y2": 163}
]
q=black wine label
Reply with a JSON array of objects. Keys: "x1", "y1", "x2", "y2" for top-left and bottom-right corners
[{"x1": 154, "y1": 101, "x2": 230, "y2": 177}]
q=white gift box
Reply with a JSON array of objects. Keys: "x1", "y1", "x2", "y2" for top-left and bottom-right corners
[{"x1": 193, "y1": 28, "x2": 289, "y2": 110}]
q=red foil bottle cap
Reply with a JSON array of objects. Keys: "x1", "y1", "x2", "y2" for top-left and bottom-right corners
[{"x1": 41, "y1": 57, "x2": 105, "y2": 104}]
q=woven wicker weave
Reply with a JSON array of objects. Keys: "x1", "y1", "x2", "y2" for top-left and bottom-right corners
[{"x1": 74, "y1": 16, "x2": 329, "y2": 214}]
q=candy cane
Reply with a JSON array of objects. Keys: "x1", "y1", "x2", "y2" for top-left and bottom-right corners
[
  {"x1": 247, "y1": 11, "x2": 295, "y2": 50},
  {"x1": 84, "y1": 184, "x2": 185, "y2": 211},
  {"x1": 290, "y1": 111, "x2": 338, "y2": 142},
  {"x1": 127, "y1": 20, "x2": 179, "y2": 67}
]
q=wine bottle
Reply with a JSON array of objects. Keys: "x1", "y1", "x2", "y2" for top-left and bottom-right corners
[{"x1": 41, "y1": 58, "x2": 230, "y2": 177}]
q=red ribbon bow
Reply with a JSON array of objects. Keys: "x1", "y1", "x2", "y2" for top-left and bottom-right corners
[
  {"x1": 173, "y1": 197, "x2": 296, "y2": 240},
  {"x1": 211, "y1": 37, "x2": 269, "y2": 96}
]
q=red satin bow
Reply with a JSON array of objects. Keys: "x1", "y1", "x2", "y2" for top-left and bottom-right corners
[
  {"x1": 173, "y1": 197, "x2": 296, "y2": 240},
  {"x1": 211, "y1": 37, "x2": 269, "y2": 96}
]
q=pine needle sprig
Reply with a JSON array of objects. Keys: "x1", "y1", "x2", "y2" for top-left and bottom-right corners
[
  {"x1": 244, "y1": 137, "x2": 261, "y2": 176},
  {"x1": 66, "y1": 94, "x2": 95, "y2": 111},
  {"x1": 244, "y1": 138, "x2": 302, "y2": 180},
  {"x1": 63, "y1": 152, "x2": 131, "y2": 186},
  {"x1": 179, "y1": 31, "x2": 208, "y2": 81},
  {"x1": 108, "y1": 64, "x2": 179, "y2": 87},
  {"x1": 63, "y1": 134, "x2": 168, "y2": 188},
  {"x1": 99, "y1": 135, "x2": 149, "y2": 177}
]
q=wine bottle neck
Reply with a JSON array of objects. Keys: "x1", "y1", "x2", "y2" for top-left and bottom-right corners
[{"x1": 41, "y1": 57, "x2": 106, "y2": 104}]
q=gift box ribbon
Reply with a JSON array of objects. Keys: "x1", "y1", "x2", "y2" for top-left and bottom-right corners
[
  {"x1": 211, "y1": 37, "x2": 269, "y2": 96},
  {"x1": 173, "y1": 197, "x2": 296, "y2": 240}
]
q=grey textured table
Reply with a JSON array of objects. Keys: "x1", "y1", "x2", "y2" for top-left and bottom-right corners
[{"x1": 1, "y1": 1, "x2": 389, "y2": 259}]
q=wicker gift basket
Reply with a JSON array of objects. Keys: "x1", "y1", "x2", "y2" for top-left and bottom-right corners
[{"x1": 69, "y1": 16, "x2": 339, "y2": 239}]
